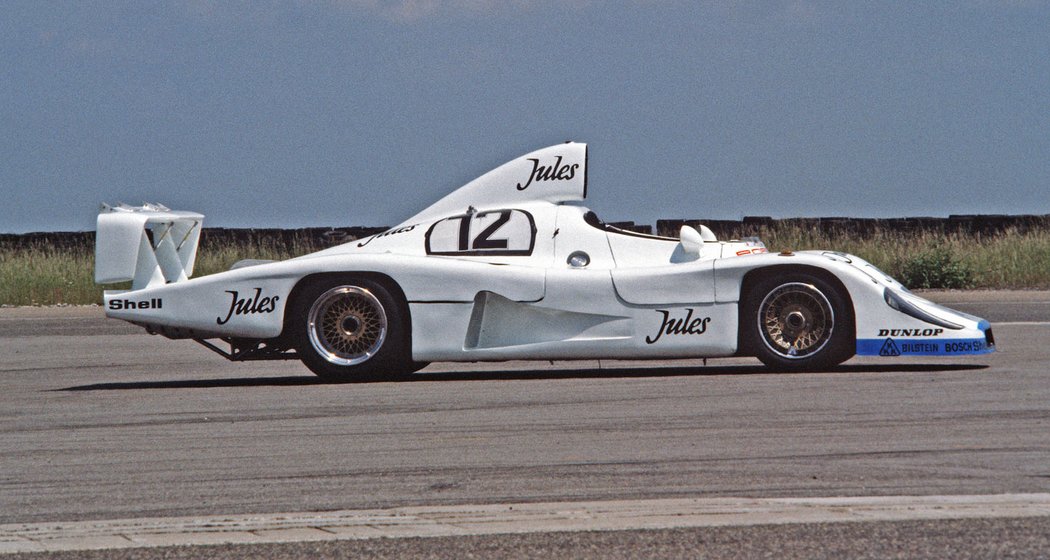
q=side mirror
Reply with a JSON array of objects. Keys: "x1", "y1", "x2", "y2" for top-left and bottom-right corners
[
  {"x1": 679, "y1": 226, "x2": 702, "y2": 255},
  {"x1": 679, "y1": 225, "x2": 717, "y2": 256}
]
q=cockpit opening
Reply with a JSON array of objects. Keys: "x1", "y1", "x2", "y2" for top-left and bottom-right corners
[{"x1": 582, "y1": 211, "x2": 675, "y2": 241}]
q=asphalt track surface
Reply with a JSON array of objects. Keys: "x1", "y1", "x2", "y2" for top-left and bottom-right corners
[{"x1": 1, "y1": 290, "x2": 1049, "y2": 558}]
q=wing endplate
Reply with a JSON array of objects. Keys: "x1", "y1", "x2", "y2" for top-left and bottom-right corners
[{"x1": 95, "y1": 203, "x2": 204, "y2": 289}]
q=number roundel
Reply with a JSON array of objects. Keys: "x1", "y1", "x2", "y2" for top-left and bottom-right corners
[{"x1": 425, "y1": 209, "x2": 537, "y2": 256}]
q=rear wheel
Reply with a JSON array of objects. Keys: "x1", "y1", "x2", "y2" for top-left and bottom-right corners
[
  {"x1": 291, "y1": 277, "x2": 411, "y2": 382},
  {"x1": 743, "y1": 272, "x2": 854, "y2": 371}
]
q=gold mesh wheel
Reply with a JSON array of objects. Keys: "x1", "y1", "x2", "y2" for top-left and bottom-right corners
[
  {"x1": 757, "y1": 282, "x2": 834, "y2": 359},
  {"x1": 307, "y1": 286, "x2": 388, "y2": 366}
]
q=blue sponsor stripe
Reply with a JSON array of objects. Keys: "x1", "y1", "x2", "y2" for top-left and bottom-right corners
[{"x1": 857, "y1": 338, "x2": 993, "y2": 357}]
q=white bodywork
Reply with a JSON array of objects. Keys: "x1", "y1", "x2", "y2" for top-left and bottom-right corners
[{"x1": 96, "y1": 143, "x2": 994, "y2": 364}]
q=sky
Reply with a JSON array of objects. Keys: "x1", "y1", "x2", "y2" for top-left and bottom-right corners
[{"x1": 2, "y1": 0, "x2": 1048, "y2": 233}]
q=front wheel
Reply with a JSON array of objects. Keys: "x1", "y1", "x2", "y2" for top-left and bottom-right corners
[
  {"x1": 743, "y1": 273, "x2": 854, "y2": 371},
  {"x1": 291, "y1": 277, "x2": 410, "y2": 382}
]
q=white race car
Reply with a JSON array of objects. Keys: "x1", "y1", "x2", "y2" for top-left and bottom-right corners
[{"x1": 95, "y1": 142, "x2": 995, "y2": 381}]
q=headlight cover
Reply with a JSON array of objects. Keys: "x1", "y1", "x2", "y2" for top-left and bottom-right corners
[{"x1": 884, "y1": 288, "x2": 964, "y2": 330}]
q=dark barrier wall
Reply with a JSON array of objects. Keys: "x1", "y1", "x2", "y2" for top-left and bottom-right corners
[
  {"x1": 654, "y1": 215, "x2": 1050, "y2": 239},
  {"x1": 4, "y1": 215, "x2": 1050, "y2": 249},
  {"x1": 0, "y1": 227, "x2": 389, "y2": 251}
]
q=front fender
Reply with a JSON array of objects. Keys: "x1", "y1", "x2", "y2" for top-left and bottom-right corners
[{"x1": 713, "y1": 251, "x2": 994, "y2": 357}]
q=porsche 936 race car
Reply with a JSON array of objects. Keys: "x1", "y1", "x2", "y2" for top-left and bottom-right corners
[{"x1": 95, "y1": 142, "x2": 995, "y2": 381}]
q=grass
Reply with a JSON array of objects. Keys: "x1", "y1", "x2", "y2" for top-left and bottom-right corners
[
  {"x1": 0, "y1": 243, "x2": 101, "y2": 306},
  {"x1": 0, "y1": 235, "x2": 324, "y2": 307},
  {"x1": 192, "y1": 234, "x2": 321, "y2": 276},
  {"x1": 749, "y1": 224, "x2": 1050, "y2": 290},
  {"x1": 3, "y1": 225, "x2": 1050, "y2": 306}
]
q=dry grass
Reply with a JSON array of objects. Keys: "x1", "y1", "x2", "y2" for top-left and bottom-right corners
[
  {"x1": 751, "y1": 224, "x2": 1050, "y2": 290},
  {"x1": 3, "y1": 226, "x2": 1049, "y2": 306},
  {"x1": 0, "y1": 243, "x2": 101, "y2": 306},
  {"x1": 192, "y1": 234, "x2": 321, "y2": 277},
  {"x1": 0, "y1": 236, "x2": 321, "y2": 307}
]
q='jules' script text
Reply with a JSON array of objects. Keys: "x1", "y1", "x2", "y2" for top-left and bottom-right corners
[
  {"x1": 217, "y1": 288, "x2": 279, "y2": 325},
  {"x1": 645, "y1": 308, "x2": 712, "y2": 344},
  {"x1": 516, "y1": 156, "x2": 579, "y2": 191}
]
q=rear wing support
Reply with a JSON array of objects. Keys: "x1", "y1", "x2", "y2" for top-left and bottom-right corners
[{"x1": 95, "y1": 203, "x2": 204, "y2": 290}]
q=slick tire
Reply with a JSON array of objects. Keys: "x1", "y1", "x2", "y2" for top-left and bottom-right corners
[
  {"x1": 743, "y1": 272, "x2": 855, "y2": 371},
  {"x1": 291, "y1": 277, "x2": 411, "y2": 382}
]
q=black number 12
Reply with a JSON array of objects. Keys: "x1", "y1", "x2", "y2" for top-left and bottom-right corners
[{"x1": 457, "y1": 211, "x2": 511, "y2": 251}]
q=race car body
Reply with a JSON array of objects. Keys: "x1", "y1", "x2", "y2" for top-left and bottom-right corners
[{"x1": 95, "y1": 143, "x2": 994, "y2": 380}]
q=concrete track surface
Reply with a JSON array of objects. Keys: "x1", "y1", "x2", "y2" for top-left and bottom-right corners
[{"x1": 0, "y1": 291, "x2": 1048, "y2": 558}]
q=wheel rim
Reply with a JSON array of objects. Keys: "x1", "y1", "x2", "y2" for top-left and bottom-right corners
[
  {"x1": 757, "y1": 282, "x2": 834, "y2": 360},
  {"x1": 307, "y1": 286, "x2": 387, "y2": 366}
]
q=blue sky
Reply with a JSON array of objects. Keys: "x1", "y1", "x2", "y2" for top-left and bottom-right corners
[{"x1": 2, "y1": 1, "x2": 1048, "y2": 233}]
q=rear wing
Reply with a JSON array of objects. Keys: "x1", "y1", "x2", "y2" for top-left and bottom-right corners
[{"x1": 95, "y1": 203, "x2": 204, "y2": 290}]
